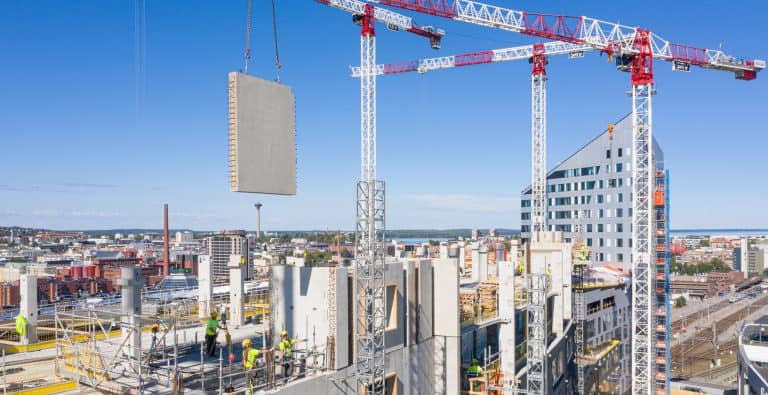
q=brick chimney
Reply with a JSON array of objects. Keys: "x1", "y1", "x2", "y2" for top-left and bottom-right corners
[{"x1": 163, "y1": 203, "x2": 170, "y2": 276}]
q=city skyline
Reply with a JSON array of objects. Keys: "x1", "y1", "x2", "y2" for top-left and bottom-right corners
[{"x1": 1, "y1": 1, "x2": 767, "y2": 230}]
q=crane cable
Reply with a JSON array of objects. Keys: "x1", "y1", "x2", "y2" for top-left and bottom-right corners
[
  {"x1": 244, "y1": 0, "x2": 253, "y2": 74},
  {"x1": 270, "y1": 0, "x2": 282, "y2": 83}
]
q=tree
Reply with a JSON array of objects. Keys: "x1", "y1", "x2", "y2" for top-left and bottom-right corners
[
  {"x1": 670, "y1": 256, "x2": 682, "y2": 274},
  {"x1": 699, "y1": 238, "x2": 710, "y2": 247},
  {"x1": 674, "y1": 296, "x2": 687, "y2": 308}
]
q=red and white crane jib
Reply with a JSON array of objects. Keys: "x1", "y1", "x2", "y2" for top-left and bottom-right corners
[
  {"x1": 315, "y1": 0, "x2": 445, "y2": 48},
  {"x1": 349, "y1": 41, "x2": 592, "y2": 77},
  {"x1": 367, "y1": 0, "x2": 765, "y2": 79}
]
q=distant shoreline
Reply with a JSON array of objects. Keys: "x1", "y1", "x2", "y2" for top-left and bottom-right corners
[{"x1": 3, "y1": 226, "x2": 767, "y2": 238}]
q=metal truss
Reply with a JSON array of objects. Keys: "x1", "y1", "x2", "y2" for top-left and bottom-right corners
[
  {"x1": 356, "y1": 180, "x2": 386, "y2": 394},
  {"x1": 371, "y1": 0, "x2": 764, "y2": 75},
  {"x1": 631, "y1": 80, "x2": 655, "y2": 395},
  {"x1": 527, "y1": 272, "x2": 547, "y2": 394},
  {"x1": 350, "y1": 41, "x2": 591, "y2": 77},
  {"x1": 356, "y1": 7, "x2": 386, "y2": 393},
  {"x1": 530, "y1": 50, "x2": 547, "y2": 233}
]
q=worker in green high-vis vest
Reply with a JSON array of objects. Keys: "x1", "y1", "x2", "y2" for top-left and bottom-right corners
[
  {"x1": 467, "y1": 358, "x2": 483, "y2": 378},
  {"x1": 204, "y1": 312, "x2": 220, "y2": 357}
]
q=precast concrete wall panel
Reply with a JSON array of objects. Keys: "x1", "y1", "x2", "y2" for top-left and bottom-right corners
[{"x1": 228, "y1": 72, "x2": 296, "y2": 195}]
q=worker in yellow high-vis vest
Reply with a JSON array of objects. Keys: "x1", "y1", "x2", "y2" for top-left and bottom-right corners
[
  {"x1": 243, "y1": 338, "x2": 272, "y2": 395},
  {"x1": 279, "y1": 330, "x2": 306, "y2": 382},
  {"x1": 15, "y1": 314, "x2": 27, "y2": 338}
]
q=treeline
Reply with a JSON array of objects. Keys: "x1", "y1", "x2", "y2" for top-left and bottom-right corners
[{"x1": 670, "y1": 256, "x2": 730, "y2": 275}]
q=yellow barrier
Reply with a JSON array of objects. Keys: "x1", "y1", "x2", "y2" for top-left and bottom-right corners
[
  {"x1": 10, "y1": 380, "x2": 77, "y2": 395},
  {"x1": 4, "y1": 329, "x2": 122, "y2": 354}
]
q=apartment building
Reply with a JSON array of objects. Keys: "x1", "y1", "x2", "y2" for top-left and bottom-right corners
[
  {"x1": 520, "y1": 113, "x2": 665, "y2": 272},
  {"x1": 203, "y1": 231, "x2": 249, "y2": 285}
]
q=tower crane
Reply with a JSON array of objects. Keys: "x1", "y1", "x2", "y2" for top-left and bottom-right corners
[
  {"x1": 314, "y1": 1, "x2": 443, "y2": 393},
  {"x1": 354, "y1": 1, "x2": 764, "y2": 393}
]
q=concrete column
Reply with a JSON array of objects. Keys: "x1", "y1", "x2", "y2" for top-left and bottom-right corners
[
  {"x1": 439, "y1": 244, "x2": 449, "y2": 259},
  {"x1": 471, "y1": 243, "x2": 480, "y2": 283},
  {"x1": 458, "y1": 245, "x2": 466, "y2": 273},
  {"x1": 228, "y1": 255, "x2": 245, "y2": 328},
  {"x1": 198, "y1": 255, "x2": 213, "y2": 319},
  {"x1": 19, "y1": 274, "x2": 38, "y2": 344},
  {"x1": 478, "y1": 244, "x2": 489, "y2": 282},
  {"x1": 498, "y1": 255, "x2": 516, "y2": 384},
  {"x1": 434, "y1": 256, "x2": 460, "y2": 395},
  {"x1": 529, "y1": 232, "x2": 571, "y2": 337},
  {"x1": 120, "y1": 266, "x2": 143, "y2": 363}
]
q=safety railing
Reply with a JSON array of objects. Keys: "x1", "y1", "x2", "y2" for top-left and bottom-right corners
[{"x1": 191, "y1": 341, "x2": 327, "y2": 394}]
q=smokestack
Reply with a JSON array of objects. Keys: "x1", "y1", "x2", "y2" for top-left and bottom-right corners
[{"x1": 163, "y1": 203, "x2": 170, "y2": 276}]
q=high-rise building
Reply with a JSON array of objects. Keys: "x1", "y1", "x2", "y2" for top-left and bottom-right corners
[
  {"x1": 748, "y1": 247, "x2": 765, "y2": 277},
  {"x1": 521, "y1": 114, "x2": 671, "y2": 393},
  {"x1": 735, "y1": 238, "x2": 749, "y2": 274},
  {"x1": 520, "y1": 114, "x2": 665, "y2": 272},
  {"x1": 204, "y1": 231, "x2": 249, "y2": 284}
]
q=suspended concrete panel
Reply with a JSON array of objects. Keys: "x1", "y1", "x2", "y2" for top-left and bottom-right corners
[{"x1": 228, "y1": 72, "x2": 296, "y2": 195}]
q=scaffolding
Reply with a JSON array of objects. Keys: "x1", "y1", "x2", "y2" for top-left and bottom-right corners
[
  {"x1": 526, "y1": 273, "x2": 547, "y2": 394},
  {"x1": 54, "y1": 307, "x2": 179, "y2": 393},
  {"x1": 574, "y1": 261, "x2": 587, "y2": 394}
]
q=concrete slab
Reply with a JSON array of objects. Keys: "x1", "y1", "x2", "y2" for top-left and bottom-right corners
[{"x1": 228, "y1": 72, "x2": 296, "y2": 195}]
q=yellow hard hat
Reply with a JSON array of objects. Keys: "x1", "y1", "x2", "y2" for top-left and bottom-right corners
[
  {"x1": 281, "y1": 330, "x2": 288, "y2": 337},
  {"x1": 242, "y1": 339, "x2": 252, "y2": 348}
]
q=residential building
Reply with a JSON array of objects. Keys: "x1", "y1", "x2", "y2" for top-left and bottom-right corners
[
  {"x1": 204, "y1": 231, "x2": 249, "y2": 285},
  {"x1": 175, "y1": 231, "x2": 194, "y2": 245},
  {"x1": 520, "y1": 113, "x2": 665, "y2": 272},
  {"x1": 735, "y1": 238, "x2": 749, "y2": 273}
]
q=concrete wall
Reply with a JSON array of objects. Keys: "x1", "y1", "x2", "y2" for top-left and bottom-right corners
[
  {"x1": 272, "y1": 258, "x2": 468, "y2": 395},
  {"x1": 385, "y1": 261, "x2": 406, "y2": 351},
  {"x1": 418, "y1": 260, "x2": 433, "y2": 342},
  {"x1": 271, "y1": 265, "x2": 351, "y2": 370}
]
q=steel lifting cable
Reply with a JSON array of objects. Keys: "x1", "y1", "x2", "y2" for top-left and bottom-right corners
[
  {"x1": 244, "y1": 0, "x2": 253, "y2": 74},
  {"x1": 270, "y1": 0, "x2": 282, "y2": 82}
]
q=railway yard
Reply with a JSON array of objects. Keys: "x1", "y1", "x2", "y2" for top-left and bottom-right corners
[{"x1": 670, "y1": 285, "x2": 768, "y2": 383}]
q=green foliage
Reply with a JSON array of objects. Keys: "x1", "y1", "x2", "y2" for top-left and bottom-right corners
[
  {"x1": 699, "y1": 238, "x2": 710, "y2": 247},
  {"x1": 674, "y1": 296, "x2": 687, "y2": 308},
  {"x1": 305, "y1": 251, "x2": 332, "y2": 267},
  {"x1": 672, "y1": 257, "x2": 729, "y2": 275}
]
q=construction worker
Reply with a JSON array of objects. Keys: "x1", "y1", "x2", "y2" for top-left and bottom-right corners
[
  {"x1": 243, "y1": 338, "x2": 272, "y2": 394},
  {"x1": 205, "y1": 312, "x2": 220, "y2": 357},
  {"x1": 467, "y1": 358, "x2": 483, "y2": 378},
  {"x1": 279, "y1": 330, "x2": 304, "y2": 381},
  {"x1": 15, "y1": 314, "x2": 27, "y2": 338}
]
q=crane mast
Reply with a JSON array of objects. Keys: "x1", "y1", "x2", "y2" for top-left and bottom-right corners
[
  {"x1": 314, "y1": 2, "x2": 443, "y2": 393},
  {"x1": 355, "y1": 5, "x2": 387, "y2": 394},
  {"x1": 629, "y1": 28, "x2": 655, "y2": 394},
  {"x1": 527, "y1": 42, "x2": 548, "y2": 395},
  {"x1": 530, "y1": 43, "x2": 547, "y2": 234}
]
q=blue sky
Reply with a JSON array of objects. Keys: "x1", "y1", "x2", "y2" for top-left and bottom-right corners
[{"x1": 1, "y1": 0, "x2": 766, "y2": 231}]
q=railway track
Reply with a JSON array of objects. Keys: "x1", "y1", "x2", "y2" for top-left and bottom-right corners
[{"x1": 671, "y1": 295, "x2": 768, "y2": 377}]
